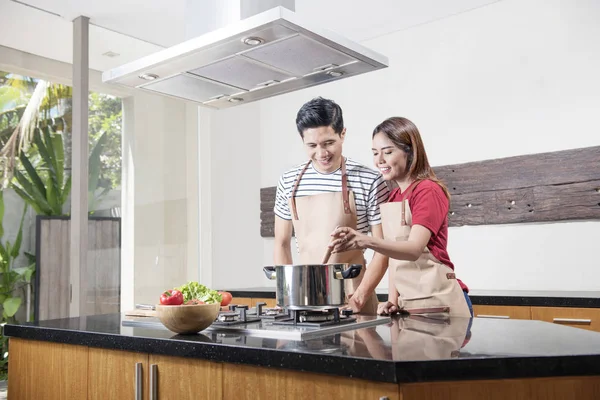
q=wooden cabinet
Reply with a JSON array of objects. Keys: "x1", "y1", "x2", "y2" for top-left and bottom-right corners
[
  {"x1": 8, "y1": 338, "x2": 600, "y2": 400},
  {"x1": 222, "y1": 363, "x2": 399, "y2": 400},
  {"x1": 252, "y1": 297, "x2": 277, "y2": 307},
  {"x1": 472, "y1": 305, "x2": 531, "y2": 320},
  {"x1": 231, "y1": 297, "x2": 253, "y2": 307},
  {"x1": 8, "y1": 340, "x2": 397, "y2": 400},
  {"x1": 399, "y1": 376, "x2": 600, "y2": 400},
  {"x1": 232, "y1": 296, "x2": 277, "y2": 308},
  {"x1": 470, "y1": 305, "x2": 600, "y2": 333},
  {"x1": 88, "y1": 348, "x2": 148, "y2": 400},
  {"x1": 148, "y1": 354, "x2": 222, "y2": 399},
  {"x1": 531, "y1": 307, "x2": 600, "y2": 332},
  {"x1": 89, "y1": 350, "x2": 223, "y2": 399},
  {"x1": 8, "y1": 338, "x2": 88, "y2": 400}
]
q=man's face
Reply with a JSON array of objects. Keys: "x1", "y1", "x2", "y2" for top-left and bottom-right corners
[{"x1": 302, "y1": 126, "x2": 345, "y2": 173}]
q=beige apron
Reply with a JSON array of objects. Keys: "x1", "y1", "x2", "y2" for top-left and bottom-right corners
[
  {"x1": 380, "y1": 182, "x2": 471, "y2": 317},
  {"x1": 289, "y1": 158, "x2": 379, "y2": 315}
]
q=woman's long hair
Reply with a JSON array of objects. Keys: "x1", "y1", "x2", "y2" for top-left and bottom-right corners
[{"x1": 372, "y1": 117, "x2": 450, "y2": 199}]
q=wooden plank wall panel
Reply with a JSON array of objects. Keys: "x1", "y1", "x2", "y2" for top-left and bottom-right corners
[
  {"x1": 86, "y1": 219, "x2": 121, "y2": 316},
  {"x1": 36, "y1": 218, "x2": 121, "y2": 320},
  {"x1": 38, "y1": 219, "x2": 71, "y2": 320},
  {"x1": 434, "y1": 146, "x2": 600, "y2": 194},
  {"x1": 259, "y1": 146, "x2": 600, "y2": 237}
]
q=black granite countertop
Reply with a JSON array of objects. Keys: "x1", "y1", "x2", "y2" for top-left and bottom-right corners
[
  {"x1": 219, "y1": 287, "x2": 600, "y2": 308},
  {"x1": 6, "y1": 313, "x2": 600, "y2": 383}
]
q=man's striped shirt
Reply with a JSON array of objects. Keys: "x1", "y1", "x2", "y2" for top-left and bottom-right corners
[{"x1": 274, "y1": 158, "x2": 390, "y2": 233}]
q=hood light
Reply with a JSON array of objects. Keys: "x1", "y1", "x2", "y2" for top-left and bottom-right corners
[
  {"x1": 326, "y1": 70, "x2": 344, "y2": 77},
  {"x1": 242, "y1": 36, "x2": 265, "y2": 46},
  {"x1": 139, "y1": 73, "x2": 159, "y2": 81},
  {"x1": 228, "y1": 97, "x2": 244, "y2": 103}
]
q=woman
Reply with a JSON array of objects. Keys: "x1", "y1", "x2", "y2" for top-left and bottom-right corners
[{"x1": 329, "y1": 117, "x2": 473, "y2": 317}]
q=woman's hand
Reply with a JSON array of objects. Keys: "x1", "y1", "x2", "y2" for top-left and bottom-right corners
[
  {"x1": 329, "y1": 226, "x2": 369, "y2": 253},
  {"x1": 341, "y1": 291, "x2": 366, "y2": 314},
  {"x1": 377, "y1": 301, "x2": 399, "y2": 316}
]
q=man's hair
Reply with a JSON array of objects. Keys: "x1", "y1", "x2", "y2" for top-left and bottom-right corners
[{"x1": 295, "y1": 97, "x2": 344, "y2": 137}]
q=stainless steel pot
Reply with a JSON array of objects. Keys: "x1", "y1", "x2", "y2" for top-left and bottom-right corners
[{"x1": 262, "y1": 263, "x2": 362, "y2": 309}]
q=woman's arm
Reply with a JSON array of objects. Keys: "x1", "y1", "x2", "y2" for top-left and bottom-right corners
[
  {"x1": 387, "y1": 261, "x2": 398, "y2": 304},
  {"x1": 345, "y1": 224, "x2": 388, "y2": 313},
  {"x1": 366, "y1": 225, "x2": 431, "y2": 261},
  {"x1": 329, "y1": 224, "x2": 432, "y2": 262}
]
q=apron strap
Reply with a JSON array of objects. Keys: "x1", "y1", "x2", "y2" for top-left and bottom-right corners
[
  {"x1": 400, "y1": 180, "x2": 423, "y2": 226},
  {"x1": 290, "y1": 161, "x2": 312, "y2": 220},
  {"x1": 341, "y1": 158, "x2": 351, "y2": 214},
  {"x1": 290, "y1": 157, "x2": 351, "y2": 220}
]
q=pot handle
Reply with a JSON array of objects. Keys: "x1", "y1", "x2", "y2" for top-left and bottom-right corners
[
  {"x1": 263, "y1": 266, "x2": 276, "y2": 280},
  {"x1": 334, "y1": 264, "x2": 362, "y2": 280}
]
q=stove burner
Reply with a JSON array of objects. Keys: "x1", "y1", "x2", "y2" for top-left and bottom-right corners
[
  {"x1": 254, "y1": 302, "x2": 288, "y2": 320},
  {"x1": 298, "y1": 311, "x2": 335, "y2": 323},
  {"x1": 217, "y1": 313, "x2": 238, "y2": 323},
  {"x1": 211, "y1": 303, "x2": 358, "y2": 328},
  {"x1": 212, "y1": 305, "x2": 261, "y2": 326},
  {"x1": 272, "y1": 307, "x2": 356, "y2": 328}
]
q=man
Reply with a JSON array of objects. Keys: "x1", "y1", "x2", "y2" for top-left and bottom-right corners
[{"x1": 273, "y1": 97, "x2": 390, "y2": 314}]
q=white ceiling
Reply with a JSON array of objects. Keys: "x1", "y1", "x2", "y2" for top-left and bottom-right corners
[
  {"x1": 0, "y1": 0, "x2": 501, "y2": 73},
  {"x1": 0, "y1": 0, "x2": 164, "y2": 72},
  {"x1": 13, "y1": 0, "x2": 187, "y2": 47},
  {"x1": 296, "y1": 0, "x2": 502, "y2": 42}
]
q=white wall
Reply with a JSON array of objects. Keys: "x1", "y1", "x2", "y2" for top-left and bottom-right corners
[
  {"x1": 211, "y1": 0, "x2": 600, "y2": 290},
  {"x1": 207, "y1": 103, "x2": 266, "y2": 289}
]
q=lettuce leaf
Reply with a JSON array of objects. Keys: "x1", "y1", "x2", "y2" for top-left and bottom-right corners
[{"x1": 176, "y1": 281, "x2": 222, "y2": 304}]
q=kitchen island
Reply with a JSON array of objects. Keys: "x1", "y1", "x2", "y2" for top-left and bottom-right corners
[{"x1": 5, "y1": 313, "x2": 600, "y2": 399}]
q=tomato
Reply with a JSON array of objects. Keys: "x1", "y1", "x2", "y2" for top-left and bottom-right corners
[
  {"x1": 219, "y1": 291, "x2": 232, "y2": 306},
  {"x1": 160, "y1": 289, "x2": 184, "y2": 305},
  {"x1": 185, "y1": 299, "x2": 205, "y2": 305}
]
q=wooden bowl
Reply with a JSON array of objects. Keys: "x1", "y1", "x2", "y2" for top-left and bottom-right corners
[{"x1": 155, "y1": 303, "x2": 220, "y2": 334}]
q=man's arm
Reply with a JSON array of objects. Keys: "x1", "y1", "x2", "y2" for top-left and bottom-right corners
[{"x1": 273, "y1": 216, "x2": 294, "y2": 264}]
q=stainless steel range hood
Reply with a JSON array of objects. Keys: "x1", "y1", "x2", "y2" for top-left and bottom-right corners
[{"x1": 102, "y1": 6, "x2": 388, "y2": 109}]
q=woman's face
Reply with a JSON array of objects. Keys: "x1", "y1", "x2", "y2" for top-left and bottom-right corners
[{"x1": 372, "y1": 131, "x2": 408, "y2": 181}]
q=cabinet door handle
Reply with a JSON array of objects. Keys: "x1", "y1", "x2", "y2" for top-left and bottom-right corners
[
  {"x1": 134, "y1": 362, "x2": 143, "y2": 400},
  {"x1": 149, "y1": 363, "x2": 158, "y2": 400},
  {"x1": 553, "y1": 318, "x2": 592, "y2": 325},
  {"x1": 476, "y1": 314, "x2": 510, "y2": 319}
]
